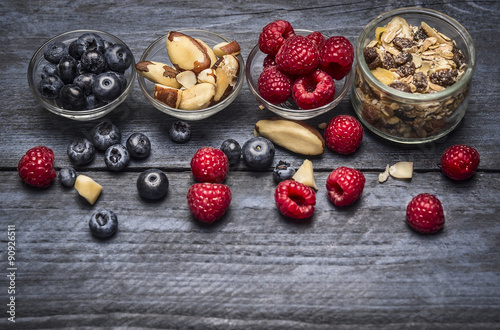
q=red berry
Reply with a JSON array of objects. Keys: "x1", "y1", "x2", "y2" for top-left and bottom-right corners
[
  {"x1": 187, "y1": 183, "x2": 232, "y2": 223},
  {"x1": 440, "y1": 144, "x2": 480, "y2": 180},
  {"x1": 258, "y1": 20, "x2": 295, "y2": 55},
  {"x1": 326, "y1": 167, "x2": 365, "y2": 207},
  {"x1": 190, "y1": 147, "x2": 229, "y2": 183},
  {"x1": 17, "y1": 146, "x2": 56, "y2": 188},
  {"x1": 276, "y1": 35, "x2": 319, "y2": 75},
  {"x1": 319, "y1": 36, "x2": 354, "y2": 80},
  {"x1": 406, "y1": 193, "x2": 445, "y2": 234},
  {"x1": 306, "y1": 31, "x2": 326, "y2": 49},
  {"x1": 257, "y1": 66, "x2": 293, "y2": 104},
  {"x1": 262, "y1": 54, "x2": 277, "y2": 70},
  {"x1": 292, "y1": 69, "x2": 335, "y2": 109},
  {"x1": 274, "y1": 180, "x2": 316, "y2": 219},
  {"x1": 324, "y1": 115, "x2": 363, "y2": 154}
]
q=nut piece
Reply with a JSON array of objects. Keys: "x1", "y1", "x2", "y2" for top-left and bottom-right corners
[
  {"x1": 166, "y1": 31, "x2": 211, "y2": 74},
  {"x1": 74, "y1": 175, "x2": 102, "y2": 205},
  {"x1": 378, "y1": 164, "x2": 390, "y2": 183},
  {"x1": 178, "y1": 83, "x2": 216, "y2": 110},
  {"x1": 197, "y1": 68, "x2": 217, "y2": 85},
  {"x1": 292, "y1": 159, "x2": 319, "y2": 190},
  {"x1": 212, "y1": 55, "x2": 239, "y2": 103},
  {"x1": 154, "y1": 84, "x2": 182, "y2": 108},
  {"x1": 389, "y1": 161, "x2": 414, "y2": 179},
  {"x1": 135, "y1": 61, "x2": 181, "y2": 88},
  {"x1": 195, "y1": 38, "x2": 218, "y2": 67},
  {"x1": 213, "y1": 40, "x2": 241, "y2": 57},
  {"x1": 254, "y1": 118, "x2": 325, "y2": 156},
  {"x1": 176, "y1": 70, "x2": 197, "y2": 89}
]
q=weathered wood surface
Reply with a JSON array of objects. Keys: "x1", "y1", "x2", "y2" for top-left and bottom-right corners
[{"x1": 0, "y1": 0, "x2": 499, "y2": 329}]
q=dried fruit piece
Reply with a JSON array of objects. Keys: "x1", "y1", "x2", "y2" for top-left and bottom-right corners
[
  {"x1": 371, "y1": 67, "x2": 397, "y2": 85},
  {"x1": 74, "y1": 175, "x2": 102, "y2": 205},
  {"x1": 292, "y1": 159, "x2": 318, "y2": 190},
  {"x1": 389, "y1": 161, "x2": 414, "y2": 179}
]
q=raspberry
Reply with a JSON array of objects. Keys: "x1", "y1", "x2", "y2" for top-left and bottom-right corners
[
  {"x1": 187, "y1": 183, "x2": 232, "y2": 223},
  {"x1": 292, "y1": 69, "x2": 335, "y2": 109},
  {"x1": 190, "y1": 147, "x2": 229, "y2": 183},
  {"x1": 17, "y1": 146, "x2": 56, "y2": 188},
  {"x1": 276, "y1": 35, "x2": 319, "y2": 75},
  {"x1": 262, "y1": 54, "x2": 277, "y2": 70},
  {"x1": 258, "y1": 20, "x2": 295, "y2": 55},
  {"x1": 326, "y1": 167, "x2": 365, "y2": 207},
  {"x1": 406, "y1": 193, "x2": 445, "y2": 234},
  {"x1": 306, "y1": 31, "x2": 326, "y2": 49},
  {"x1": 319, "y1": 36, "x2": 354, "y2": 80},
  {"x1": 324, "y1": 115, "x2": 363, "y2": 154},
  {"x1": 440, "y1": 144, "x2": 480, "y2": 180},
  {"x1": 257, "y1": 66, "x2": 293, "y2": 104},
  {"x1": 274, "y1": 180, "x2": 316, "y2": 219}
]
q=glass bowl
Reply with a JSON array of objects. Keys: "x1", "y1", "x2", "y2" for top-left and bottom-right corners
[
  {"x1": 351, "y1": 7, "x2": 476, "y2": 144},
  {"x1": 28, "y1": 29, "x2": 136, "y2": 121},
  {"x1": 245, "y1": 29, "x2": 354, "y2": 121},
  {"x1": 136, "y1": 29, "x2": 245, "y2": 121}
]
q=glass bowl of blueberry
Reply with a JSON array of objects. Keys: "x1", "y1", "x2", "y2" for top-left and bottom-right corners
[{"x1": 28, "y1": 29, "x2": 136, "y2": 121}]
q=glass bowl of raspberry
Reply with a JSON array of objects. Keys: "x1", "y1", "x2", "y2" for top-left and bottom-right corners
[
  {"x1": 246, "y1": 29, "x2": 354, "y2": 120},
  {"x1": 351, "y1": 7, "x2": 476, "y2": 144},
  {"x1": 28, "y1": 29, "x2": 136, "y2": 121}
]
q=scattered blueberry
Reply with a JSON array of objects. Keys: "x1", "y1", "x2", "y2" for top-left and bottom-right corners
[
  {"x1": 273, "y1": 160, "x2": 295, "y2": 183},
  {"x1": 89, "y1": 209, "x2": 118, "y2": 238},
  {"x1": 80, "y1": 50, "x2": 106, "y2": 74},
  {"x1": 104, "y1": 144, "x2": 130, "y2": 171},
  {"x1": 59, "y1": 84, "x2": 86, "y2": 110},
  {"x1": 90, "y1": 121, "x2": 121, "y2": 151},
  {"x1": 43, "y1": 41, "x2": 68, "y2": 64},
  {"x1": 73, "y1": 73, "x2": 96, "y2": 95},
  {"x1": 93, "y1": 72, "x2": 122, "y2": 102},
  {"x1": 59, "y1": 166, "x2": 77, "y2": 187},
  {"x1": 38, "y1": 74, "x2": 64, "y2": 99},
  {"x1": 104, "y1": 43, "x2": 133, "y2": 73},
  {"x1": 58, "y1": 55, "x2": 78, "y2": 84},
  {"x1": 126, "y1": 133, "x2": 151, "y2": 159},
  {"x1": 220, "y1": 139, "x2": 241, "y2": 166},
  {"x1": 41, "y1": 63, "x2": 59, "y2": 79},
  {"x1": 242, "y1": 137, "x2": 275, "y2": 169},
  {"x1": 67, "y1": 136, "x2": 96, "y2": 165},
  {"x1": 169, "y1": 121, "x2": 191, "y2": 143},
  {"x1": 136, "y1": 169, "x2": 169, "y2": 200}
]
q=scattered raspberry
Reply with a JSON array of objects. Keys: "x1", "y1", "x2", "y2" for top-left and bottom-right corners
[
  {"x1": 319, "y1": 36, "x2": 354, "y2": 80},
  {"x1": 275, "y1": 180, "x2": 316, "y2": 219},
  {"x1": 258, "y1": 20, "x2": 295, "y2": 55},
  {"x1": 190, "y1": 147, "x2": 229, "y2": 183},
  {"x1": 276, "y1": 35, "x2": 319, "y2": 75},
  {"x1": 262, "y1": 54, "x2": 277, "y2": 70},
  {"x1": 406, "y1": 193, "x2": 445, "y2": 234},
  {"x1": 17, "y1": 146, "x2": 56, "y2": 188},
  {"x1": 292, "y1": 69, "x2": 335, "y2": 110},
  {"x1": 324, "y1": 115, "x2": 363, "y2": 154},
  {"x1": 187, "y1": 183, "x2": 232, "y2": 223},
  {"x1": 257, "y1": 66, "x2": 293, "y2": 104},
  {"x1": 306, "y1": 31, "x2": 326, "y2": 49},
  {"x1": 326, "y1": 167, "x2": 365, "y2": 207},
  {"x1": 440, "y1": 144, "x2": 480, "y2": 180}
]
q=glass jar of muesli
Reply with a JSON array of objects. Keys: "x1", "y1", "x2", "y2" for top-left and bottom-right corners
[{"x1": 351, "y1": 7, "x2": 476, "y2": 144}]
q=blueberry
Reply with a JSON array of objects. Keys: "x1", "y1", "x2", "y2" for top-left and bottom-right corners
[
  {"x1": 58, "y1": 54, "x2": 78, "y2": 84},
  {"x1": 90, "y1": 121, "x2": 121, "y2": 151},
  {"x1": 59, "y1": 166, "x2": 77, "y2": 187},
  {"x1": 107, "y1": 71, "x2": 127, "y2": 93},
  {"x1": 104, "y1": 43, "x2": 133, "y2": 73},
  {"x1": 126, "y1": 133, "x2": 151, "y2": 159},
  {"x1": 169, "y1": 121, "x2": 191, "y2": 143},
  {"x1": 67, "y1": 136, "x2": 96, "y2": 165},
  {"x1": 70, "y1": 33, "x2": 105, "y2": 60},
  {"x1": 59, "y1": 84, "x2": 86, "y2": 110},
  {"x1": 89, "y1": 209, "x2": 118, "y2": 238},
  {"x1": 93, "y1": 72, "x2": 122, "y2": 102},
  {"x1": 84, "y1": 94, "x2": 106, "y2": 110},
  {"x1": 38, "y1": 74, "x2": 64, "y2": 99},
  {"x1": 136, "y1": 169, "x2": 169, "y2": 200},
  {"x1": 41, "y1": 63, "x2": 59, "y2": 79},
  {"x1": 220, "y1": 139, "x2": 241, "y2": 166},
  {"x1": 43, "y1": 41, "x2": 68, "y2": 64},
  {"x1": 80, "y1": 50, "x2": 106, "y2": 74},
  {"x1": 242, "y1": 137, "x2": 275, "y2": 169},
  {"x1": 104, "y1": 144, "x2": 130, "y2": 171},
  {"x1": 73, "y1": 73, "x2": 96, "y2": 95},
  {"x1": 103, "y1": 40, "x2": 114, "y2": 50},
  {"x1": 273, "y1": 160, "x2": 295, "y2": 183}
]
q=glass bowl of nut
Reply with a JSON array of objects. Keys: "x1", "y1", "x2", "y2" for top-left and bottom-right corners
[
  {"x1": 136, "y1": 29, "x2": 245, "y2": 121},
  {"x1": 351, "y1": 7, "x2": 476, "y2": 144}
]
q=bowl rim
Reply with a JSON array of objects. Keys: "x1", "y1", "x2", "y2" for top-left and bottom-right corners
[{"x1": 27, "y1": 29, "x2": 136, "y2": 118}]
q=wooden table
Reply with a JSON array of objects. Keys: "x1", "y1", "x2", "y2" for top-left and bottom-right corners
[{"x1": 1, "y1": 1, "x2": 499, "y2": 328}]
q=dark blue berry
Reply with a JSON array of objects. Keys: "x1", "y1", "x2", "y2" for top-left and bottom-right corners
[
  {"x1": 273, "y1": 160, "x2": 295, "y2": 183},
  {"x1": 85, "y1": 94, "x2": 106, "y2": 110},
  {"x1": 58, "y1": 55, "x2": 78, "y2": 84},
  {"x1": 104, "y1": 144, "x2": 130, "y2": 171},
  {"x1": 103, "y1": 40, "x2": 114, "y2": 50},
  {"x1": 80, "y1": 50, "x2": 106, "y2": 74},
  {"x1": 126, "y1": 133, "x2": 151, "y2": 159},
  {"x1": 136, "y1": 169, "x2": 169, "y2": 200},
  {"x1": 90, "y1": 121, "x2": 121, "y2": 151},
  {"x1": 71, "y1": 33, "x2": 105, "y2": 60},
  {"x1": 67, "y1": 136, "x2": 96, "y2": 165},
  {"x1": 93, "y1": 72, "x2": 122, "y2": 102},
  {"x1": 220, "y1": 139, "x2": 241, "y2": 166},
  {"x1": 89, "y1": 209, "x2": 118, "y2": 238},
  {"x1": 44, "y1": 41, "x2": 68, "y2": 64},
  {"x1": 38, "y1": 74, "x2": 64, "y2": 99},
  {"x1": 104, "y1": 43, "x2": 133, "y2": 73},
  {"x1": 41, "y1": 63, "x2": 59, "y2": 79},
  {"x1": 169, "y1": 121, "x2": 191, "y2": 143},
  {"x1": 73, "y1": 73, "x2": 96, "y2": 95},
  {"x1": 59, "y1": 84, "x2": 86, "y2": 110},
  {"x1": 59, "y1": 166, "x2": 77, "y2": 187},
  {"x1": 242, "y1": 137, "x2": 275, "y2": 169},
  {"x1": 107, "y1": 71, "x2": 127, "y2": 93}
]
